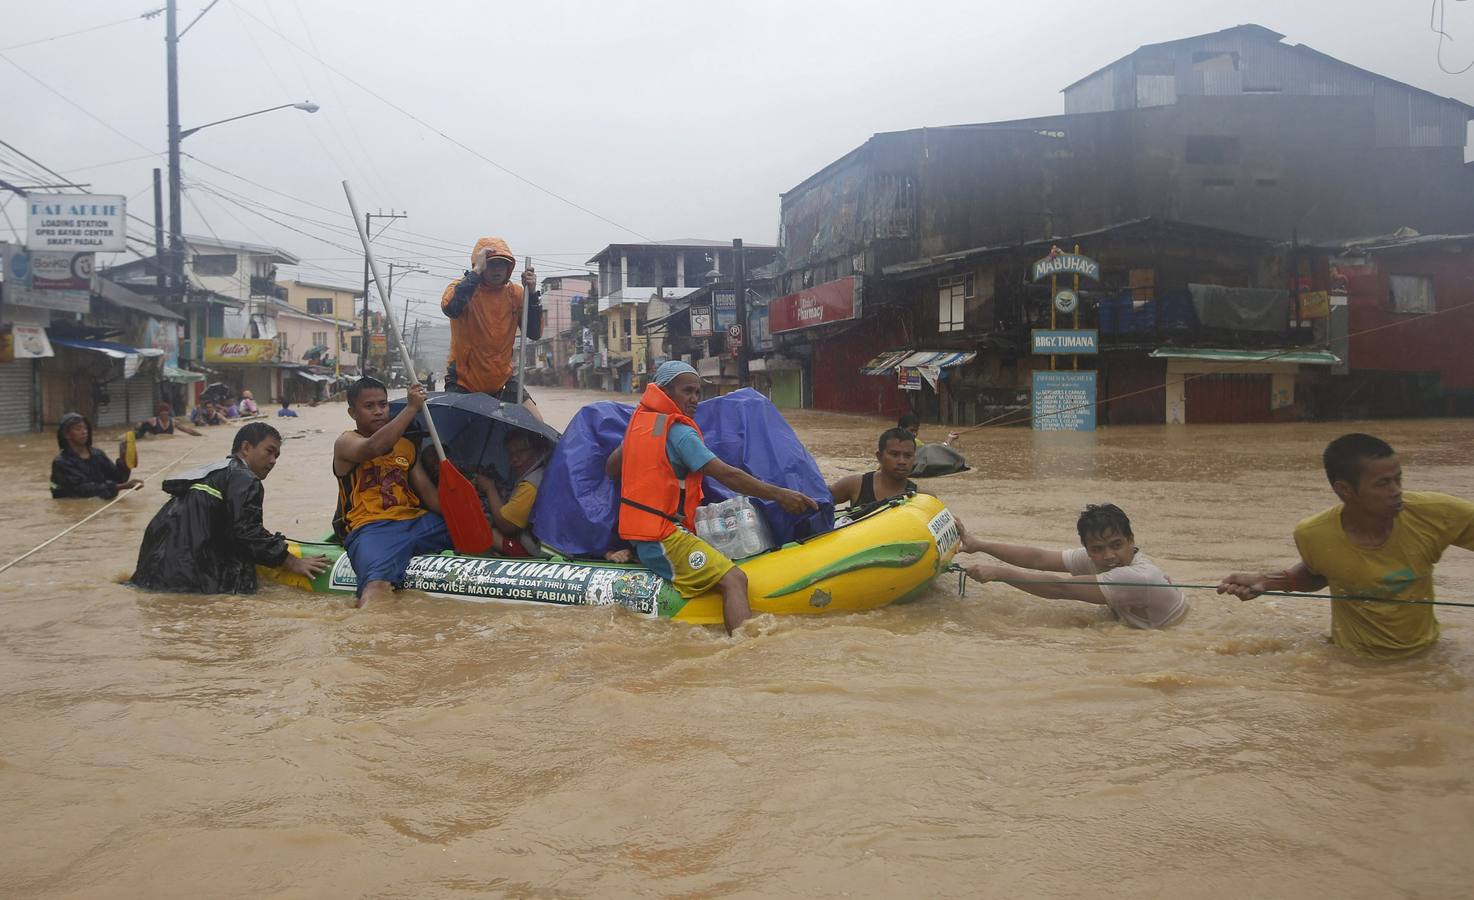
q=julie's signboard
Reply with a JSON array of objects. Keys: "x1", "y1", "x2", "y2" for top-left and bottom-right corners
[
  {"x1": 204, "y1": 338, "x2": 279, "y2": 365},
  {"x1": 770, "y1": 276, "x2": 860, "y2": 333}
]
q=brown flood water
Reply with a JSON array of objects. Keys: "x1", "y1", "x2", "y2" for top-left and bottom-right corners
[{"x1": 1, "y1": 388, "x2": 1471, "y2": 898}]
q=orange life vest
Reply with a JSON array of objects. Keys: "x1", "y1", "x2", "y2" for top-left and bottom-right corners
[{"x1": 618, "y1": 383, "x2": 705, "y2": 542}]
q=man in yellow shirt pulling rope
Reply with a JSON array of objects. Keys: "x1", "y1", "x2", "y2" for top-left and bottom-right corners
[{"x1": 1219, "y1": 433, "x2": 1474, "y2": 659}]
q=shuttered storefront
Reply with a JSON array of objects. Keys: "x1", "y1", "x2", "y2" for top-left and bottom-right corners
[
  {"x1": 95, "y1": 378, "x2": 158, "y2": 429},
  {"x1": 1184, "y1": 373, "x2": 1272, "y2": 424},
  {"x1": 0, "y1": 360, "x2": 37, "y2": 435}
]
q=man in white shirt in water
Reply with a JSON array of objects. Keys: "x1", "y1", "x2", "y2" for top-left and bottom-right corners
[{"x1": 958, "y1": 503, "x2": 1186, "y2": 629}]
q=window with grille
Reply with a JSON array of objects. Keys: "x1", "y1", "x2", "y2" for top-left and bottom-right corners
[
  {"x1": 307, "y1": 298, "x2": 333, "y2": 315},
  {"x1": 1388, "y1": 274, "x2": 1433, "y2": 314},
  {"x1": 937, "y1": 274, "x2": 973, "y2": 332},
  {"x1": 192, "y1": 254, "x2": 237, "y2": 276}
]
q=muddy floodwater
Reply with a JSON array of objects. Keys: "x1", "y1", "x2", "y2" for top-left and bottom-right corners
[{"x1": 2, "y1": 388, "x2": 1471, "y2": 898}]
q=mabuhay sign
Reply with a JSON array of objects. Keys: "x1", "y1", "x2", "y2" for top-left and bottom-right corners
[{"x1": 1031, "y1": 253, "x2": 1099, "y2": 282}]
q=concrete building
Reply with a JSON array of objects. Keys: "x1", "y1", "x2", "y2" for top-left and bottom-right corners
[
  {"x1": 277, "y1": 279, "x2": 362, "y2": 371},
  {"x1": 769, "y1": 23, "x2": 1474, "y2": 421},
  {"x1": 586, "y1": 240, "x2": 777, "y2": 391}
]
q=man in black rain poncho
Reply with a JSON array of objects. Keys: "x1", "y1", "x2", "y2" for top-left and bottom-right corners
[
  {"x1": 50, "y1": 411, "x2": 141, "y2": 499},
  {"x1": 130, "y1": 422, "x2": 328, "y2": 593}
]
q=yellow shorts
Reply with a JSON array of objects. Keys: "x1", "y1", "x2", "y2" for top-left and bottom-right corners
[{"x1": 633, "y1": 528, "x2": 734, "y2": 599}]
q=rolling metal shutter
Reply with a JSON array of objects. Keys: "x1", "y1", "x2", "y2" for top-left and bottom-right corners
[
  {"x1": 0, "y1": 361, "x2": 37, "y2": 435},
  {"x1": 94, "y1": 377, "x2": 158, "y2": 429}
]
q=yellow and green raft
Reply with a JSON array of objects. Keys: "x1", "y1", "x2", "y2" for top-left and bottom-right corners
[{"x1": 262, "y1": 493, "x2": 960, "y2": 623}]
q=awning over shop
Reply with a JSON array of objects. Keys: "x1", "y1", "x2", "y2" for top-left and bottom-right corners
[
  {"x1": 93, "y1": 278, "x2": 185, "y2": 321},
  {"x1": 51, "y1": 337, "x2": 163, "y2": 360},
  {"x1": 861, "y1": 349, "x2": 977, "y2": 375},
  {"x1": 293, "y1": 370, "x2": 334, "y2": 383},
  {"x1": 860, "y1": 350, "x2": 910, "y2": 375},
  {"x1": 51, "y1": 337, "x2": 165, "y2": 379},
  {"x1": 1149, "y1": 347, "x2": 1342, "y2": 365},
  {"x1": 568, "y1": 352, "x2": 588, "y2": 365},
  {"x1": 163, "y1": 365, "x2": 205, "y2": 384},
  {"x1": 898, "y1": 350, "x2": 977, "y2": 369}
]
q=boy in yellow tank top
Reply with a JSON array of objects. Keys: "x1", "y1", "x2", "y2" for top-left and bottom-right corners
[
  {"x1": 333, "y1": 378, "x2": 450, "y2": 607},
  {"x1": 1219, "y1": 433, "x2": 1474, "y2": 659}
]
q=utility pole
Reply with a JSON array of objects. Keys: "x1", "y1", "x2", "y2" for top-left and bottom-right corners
[
  {"x1": 152, "y1": 168, "x2": 166, "y2": 292},
  {"x1": 359, "y1": 210, "x2": 406, "y2": 374},
  {"x1": 732, "y1": 238, "x2": 749, "y2": 388},
  {"x1": 165, "y1": 0, "x2": 183, "y2": 306},
  {"x1": 386, "y1": 260, "x2": 426, "y2": 357}
]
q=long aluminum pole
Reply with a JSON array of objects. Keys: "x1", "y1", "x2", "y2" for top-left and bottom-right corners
[{"x1": 344, "y1": 181, "x2": 448, "y2": 460}]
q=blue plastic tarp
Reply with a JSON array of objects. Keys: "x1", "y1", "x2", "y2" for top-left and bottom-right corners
[{"x1": 531, "y1": 388, "x2": 834, "y2": 557}]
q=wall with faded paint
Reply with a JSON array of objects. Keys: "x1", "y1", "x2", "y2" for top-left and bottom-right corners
[{"x1": 1336, "y1": 243, "x2": 1474, "y2": 391}]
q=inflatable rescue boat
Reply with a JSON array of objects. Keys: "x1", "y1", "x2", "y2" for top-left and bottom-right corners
[{"x1": 262, "y1": 493, "x2": 961, "y2": 624}]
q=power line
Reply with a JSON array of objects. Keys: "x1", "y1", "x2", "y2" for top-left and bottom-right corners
[
  {"x1": 0, "y1": 52, "x2": 157, "y2": 154},
  {"x1": 1431, "y1": 0, "x2": 1474, "y2": 75},
  {"x1": 0, "y1": 7, "x2": 164, "y2": 52},
  {"x1": 232, "y1": 3, "x2": 654, "y2": 242}
]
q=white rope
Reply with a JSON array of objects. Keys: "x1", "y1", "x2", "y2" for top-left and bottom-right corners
[{"x1": 0, "y1": 447, "x2": 196, "y2": 575}]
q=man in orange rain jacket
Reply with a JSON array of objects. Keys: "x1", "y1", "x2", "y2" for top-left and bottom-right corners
[
  {"x1": 604, "y1": 361, "x2": 818, "y2": 634},
  {"x1": 440, "y1": 236, "x2": 544, "y2": 421}
]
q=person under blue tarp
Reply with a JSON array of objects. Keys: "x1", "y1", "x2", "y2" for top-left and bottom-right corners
[{"x1": 531, "y1": 384, "x2": 834, "y2": 560}]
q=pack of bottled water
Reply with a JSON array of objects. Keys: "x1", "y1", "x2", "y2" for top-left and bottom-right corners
[{"x1": 694, "y1": 495, "x2": 776, "y2": 560}]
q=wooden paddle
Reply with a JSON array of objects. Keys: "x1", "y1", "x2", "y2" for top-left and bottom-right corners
[{"x1": 342, "y1": 181, "x2": 493, "y2": 554}]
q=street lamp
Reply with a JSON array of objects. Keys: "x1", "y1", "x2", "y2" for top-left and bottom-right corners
[{"x1": 178, "y1": 101, "x2": 319, "y2": 140}]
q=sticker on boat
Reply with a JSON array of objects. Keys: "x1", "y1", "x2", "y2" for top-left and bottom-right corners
[
  {"x1": 328, "y1": 553, "x2": 664, "y2": 615},
  {"x1": 927, "y1": 508, "x2": 961, "y2": 559}
]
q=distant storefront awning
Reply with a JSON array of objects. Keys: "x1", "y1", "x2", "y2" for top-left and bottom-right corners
[
  {"x1": 898, "y1": 350, "x2": 977, "y2": 369},
  {"x1": 51, "y1": 337, "x2": 165, "y2": 379},
  {"x1": 293, "y1": 370, "x2": 334, "y2": 383},
  {"x1": 568, "y1": 352, "x2": 588, "y2": 365},
  {"x1": 861, "y1": 349, "x2": 977, "y2": 375},
  {"x1": 860, "y1": 350, "x2": 910, "y2": 375},
  {"x1": 163, "y1": 365, "x2": 205, "y2": 384},
  {"x1": 1149, "y1": 347, "x2": 1342, "y2": 365}
]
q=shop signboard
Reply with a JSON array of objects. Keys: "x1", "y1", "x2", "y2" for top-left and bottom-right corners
[
  {"x1": 204, "y1": 338, "x2": 279, "y2": 365},
  {"x1": 25, "y1": 194, "x2": 127, "y2": 252},
  {"x1": 29, "y1": 251, "x2": 93, "y2": 290},
  {"x1": 770, "y1": 276, "x2": 860, "y2": 333},
  {"x1": 1031, "y1": 371, "x2": 1097, "y2": 432},
  {"x1": 898, "y1": 367, "x2": 922, "y2": 391},
  {"x1": 689, "y1": 304, "x2": 713, "y2": 337}
]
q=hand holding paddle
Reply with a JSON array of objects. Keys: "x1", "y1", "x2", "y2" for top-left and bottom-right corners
[{"x1": 343, "y1": 180, "x2": 494, "y2": 555}]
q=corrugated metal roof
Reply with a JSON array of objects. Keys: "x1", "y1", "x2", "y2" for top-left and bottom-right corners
[
  {"x1": 1149, "y1": 347, "x2": 1341, "y2": 365},
  {"x1": 860, "y1": 350, "x2": 909, "y2": 375}
]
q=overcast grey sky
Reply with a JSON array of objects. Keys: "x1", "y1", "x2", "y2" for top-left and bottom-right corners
[{"x1": 3, "y1": 0, "x2": 1472, "y2": 325}]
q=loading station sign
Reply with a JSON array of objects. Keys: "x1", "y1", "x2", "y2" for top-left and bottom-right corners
[
  {"x1": 1032, "y1": 371, "x2": 1097, "y2": 432},
  {"x1": 26, "y1": 194, "x2": 127, "y2": 252}
]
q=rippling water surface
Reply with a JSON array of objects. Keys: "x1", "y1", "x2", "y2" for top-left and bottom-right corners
[{"x1": 2, "y1": 391, "x2": 1471, "y2": 897}]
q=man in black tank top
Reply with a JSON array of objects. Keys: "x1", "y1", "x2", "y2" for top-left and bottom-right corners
[{"x1": 829, "y1": 427, "x2": 919, "y2": 510}]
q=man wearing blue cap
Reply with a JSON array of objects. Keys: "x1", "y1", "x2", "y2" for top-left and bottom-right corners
[{"x1": 606, "y1": 360, "x2": 818, "y2": 633}]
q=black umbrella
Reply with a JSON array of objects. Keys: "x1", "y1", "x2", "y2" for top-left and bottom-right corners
[{"x1": 389, "y1": 392, "x2": 563, "y2": 485}]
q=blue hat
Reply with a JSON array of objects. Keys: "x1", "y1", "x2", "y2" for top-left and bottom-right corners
[{"x1": 654, "y1": 360, "x2": 701, "y2": 387}]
